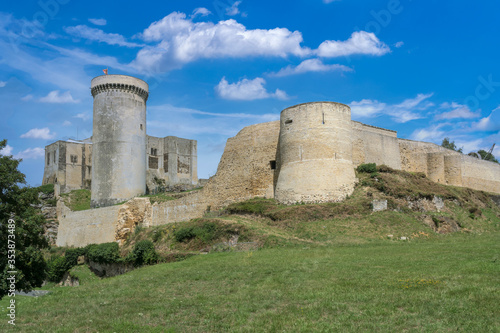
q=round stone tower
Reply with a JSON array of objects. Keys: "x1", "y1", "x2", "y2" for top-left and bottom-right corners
[
  {"x1": 90, "y1": 75, "x2": 149, "y2": 208},
  {"x1": 274, "y1": 102, "x2": 356, "y2": 204}
]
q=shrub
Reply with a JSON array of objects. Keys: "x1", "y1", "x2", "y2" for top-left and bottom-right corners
[
  {"x1": 174, "y1": 226, "x2": 196, "y2": 243},
  {"x1": 86, "y1": 242, "x2": 120, "y2": 264},
  {"x1": 38, "y1": 184, "x2": 55, "y2": 195},
  {"x1": 65, "y1": 248, "x2": 85, "y2": 267},
  {"x1": 46, "y1": 256, "x2": 68, "y2": 282},
  {"x1": 132, "y1": 240, "x2": 158, "y2": 266},
  {"x1": 357, "y1": 163, "x2": 377, "y2": 174}
]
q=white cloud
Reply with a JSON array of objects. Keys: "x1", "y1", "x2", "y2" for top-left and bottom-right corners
[
  {"x1": 88, "y1": 18, "x2": 107, "y2": 26},
  {"x1": 215, "y1": 77, "x2": 288, "y2": 101},
  {"x1": 0, "y1": 81, "x2": 6, "y2": 87},
  {"x1": 323, "y1": 0, "x2": 340, "y2": 3},
  {"x1": 133, "y1": 12, "x2": 311, "y2": 73},
  {"x1": 395, "y1": 41, "x2": 404, "y2": 48},
  {"x1": 350, "y1": 99, "x2": 387, "y2": 118},
  {"x1": 20, "y1": 127, "x2": 56, "y2": 140},
  {"x1": 473, "y1": 106, "x2": 500, "y2": 132},
  {"x1": 350, "y1": 93, "x2": 433, "y2": 123},
  {"x1": 62, "y1": 120, "x2": 72, "y2": 126},
  {"x1": 0, "y1": 144, "x2": 13, "y2": 156},
  {"x1": 39, "y1": 90, "x2": 80, "y2": 104},
  {"x1": 14, "y1": 147, "x2": 45, "y2": 160},
  {"x1": 192, "y1": 8, "x2": 212, "y2": 17},
  {"x1": 435, "y1": 102, "x2": 480, "y2": 120},
  {"x1": 21, "y1": 94, "x2": 33, "y2": 101},
  {"x1": 226, "y1": 1, "x2": 242, "y2": 16},
  {"x1": 410, "y1": 124, "x2": 447, "y2": 142},
  {"x1": 271, "y1": 58, "x2": 353, "y2": 77},
  {"x1": 75, "y1": 112, "x2": 91, "y2": 121},
  {"x1": 455, "y1": 139, "x2": 482, "y2": 154},
  {"x1": 149, "y1": 104, "x2": 279, "y2": 121},
  {"x1": 65, "y1": 25, "x2": 144, "y2": 48},
  {"x1": 317, "y1": 31, "x2": 390, "y2": 57}
]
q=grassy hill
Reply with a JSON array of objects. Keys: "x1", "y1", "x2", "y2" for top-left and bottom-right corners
[{"x1": 2, "y1": 166, "x2": 499, "y2": 332}]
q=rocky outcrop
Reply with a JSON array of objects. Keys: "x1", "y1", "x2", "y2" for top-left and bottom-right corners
[{"x1": 115, "y1": 198, "x2": 152, "y2": 245}]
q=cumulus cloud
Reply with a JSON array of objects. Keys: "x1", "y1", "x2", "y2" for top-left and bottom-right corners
[
  {"x1": 0, "y1": 81, "x2": 6, "y2": 87},
  {"x1": 133, "y1": 12, "x2": 311, "y2": 73},
  {"x1": 0, "y1": 144, "x2": 13, "y2": 156},
  {"x1": 88, "y1": 18, "x2": 107, "y2": 26},
  {"x1": 395, "y1": 41, "x2": 404, "y2": 48},
  {"x1": 317, "y1": 31, "x2": 390, "y2": 57},
  {"x1": 62, "y1": 120, "x2": 72, "y2": 126},
  {"x1": 65, "y1": 25, "x2": 144, "y2": 48},
  {"x1": 14, "y1": 147, "x2": 45, "y2": 160},
  {"x1": 215, "y1": 77, "x2": 288, "y2": 100},
  {"x1": 350, "y1": 93, "x2": 433, "y2": 123},
  {"x1": 271, "y1": 58, "x2": 353, "y2": 77},
  {"x1": 192, "y1": 8, "x2": 211, "y2": 17},
  {"x1": 435, "y1": 102, "x2": 480, "y2": 120},
  {"x1": 39, "y1": 90, "x2": 80, "y2": 104},
  {"x1": 20, "y1": 127, "x2": 56, "y2": 140}
]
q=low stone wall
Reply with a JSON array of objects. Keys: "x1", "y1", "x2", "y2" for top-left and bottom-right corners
[{"x1": 56, "y1": 200, "x2": 119, "y2": 247}]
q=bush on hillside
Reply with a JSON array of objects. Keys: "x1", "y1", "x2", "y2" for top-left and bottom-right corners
[
  {"x1": 131, "y1": 240, "x2": 158, "y2": 266},
  {"x1": 86, "y1": 242, "x2": 120, "y2": 264},
  {"x1": 357, "y1": 163, "x2": 377, "y2": 174},
  {"x1": 46, "y1": 256, "x2": 69, "y2": 282}
]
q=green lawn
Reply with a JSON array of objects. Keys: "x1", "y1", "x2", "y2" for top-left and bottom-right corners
[{"x1": 1, "y1": 233, "x2": 499, "y2": 332}]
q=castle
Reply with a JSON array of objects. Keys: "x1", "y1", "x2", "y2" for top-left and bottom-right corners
[
  {"x1": 53, "y1": 75, "x2": 500, "y2": 247},
  {"x1": 43, "y1": 75, "x2": 198, "y2": 206}
]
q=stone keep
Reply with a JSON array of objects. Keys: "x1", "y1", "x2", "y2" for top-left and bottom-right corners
[
  {"x1": 90, "y1": 75, "x2": 149, "y2": 208},
  {"x1": 275, "y1": 102, "x2": 356, "y2": 204}
]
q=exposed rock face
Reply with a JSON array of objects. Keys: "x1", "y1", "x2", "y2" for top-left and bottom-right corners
[
  {"x1": 422, "y1": 215, "x2": 461, "y2": 234},
  {"x1": 115, "y1": 198, "x2": 152, "y2": 245},
  {"x1": 59, "y1": 272, "x2": 79, "y2": 287},
  {"x1": 39, "y1": 192, "x2": 58, "y2": 245}
]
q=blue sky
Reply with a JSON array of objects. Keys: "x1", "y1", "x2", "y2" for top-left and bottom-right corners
[{"x1": 1, "y1": 0, "x2": 499, "y2": 186}]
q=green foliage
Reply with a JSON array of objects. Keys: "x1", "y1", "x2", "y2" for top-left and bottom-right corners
[
  {"x1": 226, "y1": 198, "x2": 278, "y2": 215},
  {"x1": 60, "y1": 189, "x2": 91, "y2": 211},
  {"x1": 477, "y1": 149, "x2": 499, "y2": 163},
  {"x1": 131, "y1": 240, "x2": 158, "y2": 266},
  {"x1": 0, "y1": 139, "x2": 49, "y2": 298},
  {"x1": 357, "y1": 163, "x2": 377, "y2": 174},
  {"x1": 441, "y1": 137, "x2": 463, "y2": 153},
  {"x1": 65, "y1": 248, "x2": 85, "y2": 267},
  {"x1": 37, "y1": 184, "x2": 54, "y2": 195},
  {"x1": 46, "y1": 256, "x2": 68, "y2": 282},
  {"x1": 86, "y1": 242, "x2": 120, "y2": 264}
]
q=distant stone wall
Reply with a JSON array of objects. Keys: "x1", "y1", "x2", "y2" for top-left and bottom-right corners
[
  {"x1": 399, "y1": 139, "x2": 500, "y2": 193},
  {"x1": 352, "y1": 121, "x2": 401, "y2": 170}
]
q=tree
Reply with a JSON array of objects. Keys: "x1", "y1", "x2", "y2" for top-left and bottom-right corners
[
  {"x1": 441, "y1": 138, "x2": 463, "y2": 153},
  {"x1": 477, "y1": 149, "x2": 499, "y2": 163},
  {"x1": 0, "y1": 139, "x2": 48, "y2": 299}
]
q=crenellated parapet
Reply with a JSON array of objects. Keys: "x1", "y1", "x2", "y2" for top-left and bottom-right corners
[{"x1": 91, "y1": 82, "x2": 149, "y2": 102}]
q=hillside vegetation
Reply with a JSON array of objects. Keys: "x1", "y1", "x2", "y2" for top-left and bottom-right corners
[{"x1": 5, "y1": 165, "x2": 499, "y2": 332}]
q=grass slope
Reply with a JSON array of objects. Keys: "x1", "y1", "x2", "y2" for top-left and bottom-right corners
[{"x1": 1, "y1": 234, "x2": 499, "y2": 332}]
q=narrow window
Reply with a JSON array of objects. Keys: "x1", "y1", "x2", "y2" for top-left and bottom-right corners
[
  {"x1": 285, "y1": 119, "x2": 293, "y2": 125},
  {"x1": 140, "y1": 124, "x2": 143, "y2": 130},
  {"x1": 270, "y1": 160, "x2": 277, "y2": 170},
  {"x1": 151, "y1": 148, "x2": 157, "y2": 156},
  {"x1": 47, "y1": 153, "x2": 50, "y2": 165},
  {"x1": 70, "y1": 155, "x2": 78, "y2": 163},
  {"x1": 53, "y1": 152, "x2": 56, "y2": 163}
]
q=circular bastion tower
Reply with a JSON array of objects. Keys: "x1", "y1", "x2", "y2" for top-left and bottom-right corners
[
  {"x1": 90, "y1": 75, "x2": 149, "y2": 208},
  {"x1": 274, "y1": 102, "x2": 356, "y2": 204}
]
